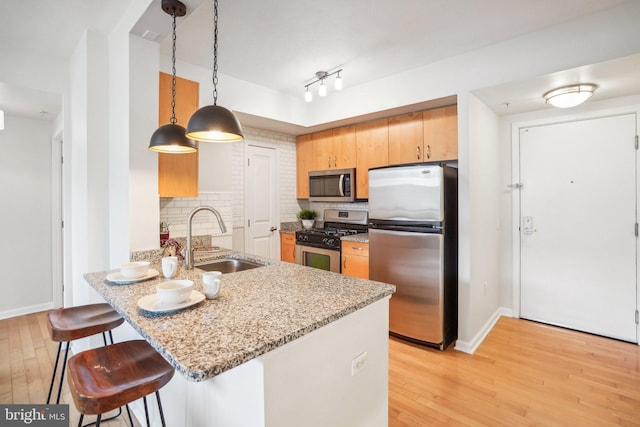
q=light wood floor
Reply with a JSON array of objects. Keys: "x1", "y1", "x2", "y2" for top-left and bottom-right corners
[
  {"x1": 390, "y1": 316, "x2": 640, "y2": 426},
  {"x1": 0, "y1": 310, "x2": 137, "y2": 426},
  {"x1": 2, "y1": 312, "x2": 639, "y2": 426}
]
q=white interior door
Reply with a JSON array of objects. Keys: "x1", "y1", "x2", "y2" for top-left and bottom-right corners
[
  {"x1": 245, "y1": 144, "x2": 279, "y2": 258},
  {"x1": 520, "y1": 113, "x2": 637, "y2": 342}
]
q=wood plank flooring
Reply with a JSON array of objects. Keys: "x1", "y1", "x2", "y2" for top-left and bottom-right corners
[
  {"x1": 390, "y1": 316, "x2": 640, "y2": 426},
  {"x1": 1, "y1": 312, "x2": 639, "y2": 426},
  {"x1": 0, "y1": 310, "x2": 137, "y2": 427}
]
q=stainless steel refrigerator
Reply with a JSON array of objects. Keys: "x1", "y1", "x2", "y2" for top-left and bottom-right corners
[{"x1": 368, "y1": 163, "x2": 458, "y2": 350}]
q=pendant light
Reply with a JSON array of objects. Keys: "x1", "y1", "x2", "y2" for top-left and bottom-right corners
[
  {"x1": 186, "y1": 0, "x2": 243, "y2": 143},
  {"x1": 149, "y1": 0, "x2": 197, "y2": 153}
]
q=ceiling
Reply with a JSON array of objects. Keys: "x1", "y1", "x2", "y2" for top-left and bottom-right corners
[{"x1": 2, "y1": 0, "x2": 638, "y2": 123}]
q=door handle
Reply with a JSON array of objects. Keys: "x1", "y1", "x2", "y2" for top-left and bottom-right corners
[
  {"x1": 416, "y1": 146, "x2": 421, "y2": 160},
  {"x1": 270, "y1": 226, "x2": 278, "y2": 232},
  {"x1": 333, "y1": 156, "x2": 337, "y2": 168},
  {"x1": 425, "y1": 144, "x2": 431, "y2": 159}
]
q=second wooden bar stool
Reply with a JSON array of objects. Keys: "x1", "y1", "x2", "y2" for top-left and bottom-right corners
[
  {"x1": 47, "y1": 303, "x2": 124, "y2": 404},
  {"x1": 67, "y1": 340, "x2": 175, "y2": 427}
]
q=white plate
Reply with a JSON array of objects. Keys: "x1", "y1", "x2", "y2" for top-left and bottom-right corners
[
  {"x1": 105, "y1": 269, "x2": 160, "y2": 284},
  {"x1": 137, "y1": 290, "x2": 205, "y2": 313}
]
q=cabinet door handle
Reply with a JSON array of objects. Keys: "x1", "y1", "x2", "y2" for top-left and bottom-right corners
[
  {"x1": 352, "y1": 246, "x2": 364, "y2": 251},
  {"x1": 425, "y1": 144, "x2": 431, "y2": 159},
  {"x1": 343, "y1": 256, "x2": 347, "y2": 269},
  {"x1": 292, "y1": 247, "x2": 296, "y2": 259},
  {"x1": 416, "y1": 146, "x2": 421, "y2": 160},
  {"x1": 328, "y1": 157, "x2": 331, "y2": 168},
  {"x1": 333, "y1": 156, "x2": 337, "y2": 168}
]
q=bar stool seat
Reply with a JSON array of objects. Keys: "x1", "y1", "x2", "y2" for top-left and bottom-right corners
[
  {"x1": 67, "y1": 340, "x2": 175, "y2": 427},
  {"x1": 47, "y1": 303, "x2": 124, "y2": 404}
]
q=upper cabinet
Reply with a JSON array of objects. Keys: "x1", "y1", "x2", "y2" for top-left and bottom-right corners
[
  {"x1": 312, "y1": 126, "x2": 356, "y2": 170},
  {"x1": 388, "y1": 112, "x2": 424, "y2": 165},
  {"x1": 355, "y1": 119, "x2": 389, "y2": 199},
  {"x1": 157, "y1": 72, "x2": 199, "y2": 198},
  {"x1": 295, "y1": 104, "x2": 457, "y2": 199},
  {"x1": 331, "y1": 125, "x2": 356, "y2": 169},
  {"x1": 423, "y1": 105, "x2": 458, "y2": 161},
  {"x1": 296, "y1": 134, "x2": 314, "y2": 199}
]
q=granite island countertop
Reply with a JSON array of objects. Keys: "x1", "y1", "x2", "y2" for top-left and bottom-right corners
[{"x1": 83, "y1": 249, "x2": 394, "y2": 382}]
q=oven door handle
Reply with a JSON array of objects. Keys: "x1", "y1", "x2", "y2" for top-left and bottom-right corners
[{"x1": 338, "y1": 174, "x2": 345, "y2": 197}]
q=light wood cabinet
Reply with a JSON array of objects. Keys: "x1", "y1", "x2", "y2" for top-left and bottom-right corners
[
  {"x1": 294, "y1": 104, "x2": 457, "y2": 200},
  {"x1": 423, "y1": 105, "x2": 458, "y2": 161},
  {"x1": 158, "y1": 72, "x2": 199, "y2": 197},
  {"x1": 280, "y1": 232, "x2": 297, "y2": 263},
  {"x1": 331, "y1": 125, "x2": 356, "y2": 169},
  {"x1": 388, "y1": 112, "x2": 424, "y2": 165},
  {"x1": 341, "y1": 241, "x2": 369, "y2": 279},
  {"x1": 312, "y1": 126, "x2": 356, "y2": 170},
  {"x1": 312, "y1": 129, "x2": 334, "y2": 170},
  {"x1": 296, "y1": 134, "x2": 314, "y2": 198},
  {"x1": 355, "y1": 119, "x2": 389, "y2": 199}
]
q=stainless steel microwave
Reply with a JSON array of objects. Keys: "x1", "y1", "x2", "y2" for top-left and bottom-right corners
[{"x1": 308, "y1": 168, "x2": 356, "y2": 202}]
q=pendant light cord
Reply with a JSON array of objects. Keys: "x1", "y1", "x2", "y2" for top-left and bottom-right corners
[
  {"x1": 212, "y1": 0, "x2": 218, "y2": 106},
  {"x1": 170, "y1": 10, "x2": 178, "y2": 125}
]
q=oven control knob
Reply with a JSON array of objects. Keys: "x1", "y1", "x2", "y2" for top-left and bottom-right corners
[{"x1": 323, "y1": 238, "x2": 335, "y2": 246}]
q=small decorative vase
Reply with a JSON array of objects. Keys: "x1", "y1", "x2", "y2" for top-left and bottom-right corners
[{"x1": 302, "y1": 219, "x2": 314, "y2": 229}]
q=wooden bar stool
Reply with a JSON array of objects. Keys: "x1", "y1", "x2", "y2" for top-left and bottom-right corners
[
  {"x1": 47, "y1": 303, "x2": 124, "y2": 404},
  {"x1": 67, "y1": 340, "x2": 175, "y2": 427}
]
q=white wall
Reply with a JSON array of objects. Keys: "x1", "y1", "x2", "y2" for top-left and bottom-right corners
[
  {"x1": 455, "y1": 94, "x2": 502, "y2": 351},
  {"x1": 0, "y1": 115, "x2": 54, "y2": 318}
]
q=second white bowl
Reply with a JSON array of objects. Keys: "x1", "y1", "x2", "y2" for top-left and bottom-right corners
[
  {"x1": 120, "y1": 261, "x2": 150, "y2": 279},
  {"x1": 156, "y1": 280, "x2": 194, "y2": 305}
]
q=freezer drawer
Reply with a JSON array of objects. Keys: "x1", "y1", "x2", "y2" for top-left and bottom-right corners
[{"x1": 369, "y1": 228, "x2": 444, "y2": 344}]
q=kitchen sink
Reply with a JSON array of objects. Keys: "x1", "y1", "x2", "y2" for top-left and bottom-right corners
[{"x1": 195, "y1": 258, "x2": 266, "y2": 274}]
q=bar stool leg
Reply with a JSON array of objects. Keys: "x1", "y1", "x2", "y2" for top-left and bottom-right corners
[
  {"x1": 143, "y1": 396, "x2": 150, "y2": 427},
  {"x1": 55, "y1": 343, "x2": 71, "y2": 404},
  {"x1": 125, "y1": 405, "x2": 134, "y2": 426},
  {"x1": 46, "y1": 342, "x2": 63, "y2": 404},
  {"x1": 156, "y1": 391, "x2": 167, "y2": 427}
]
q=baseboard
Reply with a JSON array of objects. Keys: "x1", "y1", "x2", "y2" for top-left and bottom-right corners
[
  {"x1": 454, "y1": 307, "x2": 512, "y2": 354},
  {"x1": 0, "y1": 302, "x2": 55, "y2": 320}
]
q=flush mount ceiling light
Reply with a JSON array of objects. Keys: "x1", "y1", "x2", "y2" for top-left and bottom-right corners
[
  {"x1": 543, "y1": 84, "x2": 597, "y2": 108},
  {"x1": 186, "y1": 0, "x2": 243, "y2": 143},
  {"x1": 304, "y1": 69, "x2": 343, "y2": 103},
  {"x1": 149, "y1": 0, "x2": 197, "y2": 153}
]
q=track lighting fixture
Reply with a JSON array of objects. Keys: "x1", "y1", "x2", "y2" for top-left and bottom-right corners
[{"x1": 303, "y1": 69, "x2": 343, "y2": 102}]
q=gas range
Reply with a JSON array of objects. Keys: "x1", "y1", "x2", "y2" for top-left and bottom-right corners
[{"x1": 295, "y1": 209, "x2": 368, "y2": 251}]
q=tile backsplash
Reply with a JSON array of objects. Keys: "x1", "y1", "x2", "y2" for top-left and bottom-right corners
[{"x1": 159, "y1": 192, "x2": 232, "y2": 238}]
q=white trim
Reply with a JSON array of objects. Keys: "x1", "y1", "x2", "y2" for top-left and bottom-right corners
[
  {"x1": 52, "y1": 132, "x2": 64, "y2": 308},
  {"x1": 454, "y1": 307, "x2": 512, "y2": 354},
  {"x1": 0, "y1": 302, "x2": 55, "y2": 321}
]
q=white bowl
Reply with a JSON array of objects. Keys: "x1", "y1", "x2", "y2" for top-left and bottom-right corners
[
  {"x1": 120, "y1": 261, "x2": 150, "y2": 279},
  {"x1": 156, "y1": 280, "x2": 194, "y2": 305}
]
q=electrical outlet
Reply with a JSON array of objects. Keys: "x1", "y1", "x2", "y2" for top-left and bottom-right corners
[{"x1": 351, "y1": 352, "x2": 367, "y2": 376}]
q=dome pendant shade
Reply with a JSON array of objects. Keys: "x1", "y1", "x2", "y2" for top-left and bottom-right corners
[
  {"x1": 186, "y1": 105, "x2": 244, "y2": 142},
  {"x1": 149, "y1": 123, "x2": 197, "y2": 153}
]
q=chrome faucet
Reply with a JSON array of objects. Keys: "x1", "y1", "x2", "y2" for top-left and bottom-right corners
[{"x1": 185, "y1": 205, "x2": 228, "y2": 270}]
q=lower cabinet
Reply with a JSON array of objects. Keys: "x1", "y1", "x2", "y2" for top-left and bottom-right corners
[
  {"x1": 341, "y1": 241, "x2": 369, "y2": 279},
  {"x1": 280, "y1": 232, "x2": 297, "y2": 263}
]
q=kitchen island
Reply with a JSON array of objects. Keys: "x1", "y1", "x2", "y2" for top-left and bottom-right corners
[{"x1": 84, "y1": 249, "x2": 394, "y2": 427}]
